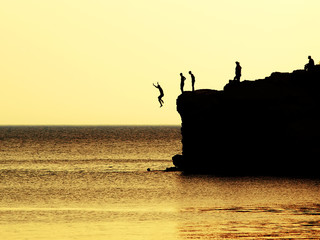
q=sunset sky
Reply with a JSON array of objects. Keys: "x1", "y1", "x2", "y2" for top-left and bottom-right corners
[{"x1": 1, "y1": 0, "x2": 319, "y2": 125}]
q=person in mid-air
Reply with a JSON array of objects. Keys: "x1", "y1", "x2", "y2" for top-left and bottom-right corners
[
  {"x1": 180, "y1": 73, "x2": 186, "y2": 93},
  {"x1": 153, "y1": 82, "x2": 164, "y2": 107},
  {"x1": 189, "y1": 71, "x2": 196, "y2": 92},
  {"x1": 234, "y1": 61, "x2": 242, "y2": 82}
]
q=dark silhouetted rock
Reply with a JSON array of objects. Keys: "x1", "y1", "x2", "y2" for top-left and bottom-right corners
[
  {"x1": 172, "y1": 154, "x2": 183, "y2": 170},
  {"x1": 174, "y1": 66, "x2": 320, "y2": 177}
]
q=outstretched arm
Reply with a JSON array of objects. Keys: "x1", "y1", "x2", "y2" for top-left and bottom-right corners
[{"x1": 153, "y1": 83, "x2": 159, "y2": 88}]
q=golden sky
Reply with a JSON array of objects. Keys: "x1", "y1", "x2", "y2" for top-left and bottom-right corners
[{"x1": 0, "y1": 0, "x2": 319, "y2": 125}]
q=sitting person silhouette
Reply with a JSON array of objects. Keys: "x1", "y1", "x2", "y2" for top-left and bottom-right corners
[
  {"x1": 189, "y1": 71, "x2": 196, "y2": 91},
  {"x1": 153, "y1": 82, "x2": 164, "y2": 107},
  {"x1": 180, "y1": 73, "x2": 186, "y2": 93},
  {"x1": 304, "y1": 56, "x2": 315, "y2": 71},
  {"x1": 234, "y1": 61, "x2": 242, "y2": 82}
]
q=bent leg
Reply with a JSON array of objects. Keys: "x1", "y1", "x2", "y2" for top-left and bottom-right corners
[{"x1": 158, "y1": 96, "x2": 163, "y2": 107}]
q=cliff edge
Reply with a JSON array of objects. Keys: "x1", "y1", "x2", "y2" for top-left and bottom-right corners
[{"x1": 174, "y1": 66, "x2": 320, "y2": 176}]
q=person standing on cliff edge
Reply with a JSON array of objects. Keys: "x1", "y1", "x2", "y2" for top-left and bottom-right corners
[
  {"x1": 189, "y1": 71, "x2": 196, "y2": 91},
  {"x1": 180, "y1": 73, "x2": 186, "y2": 93},
  {"x1": 153, "y1": 82, "x2": 164, "y2": 107},
  {"x1": 234, "y1": 61, "x2": 242, "y2": 82}
]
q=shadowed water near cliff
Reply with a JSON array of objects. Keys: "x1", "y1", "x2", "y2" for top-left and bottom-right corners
[{"x1": 174, "y1": 66, "x2": 320, "y2": 176}]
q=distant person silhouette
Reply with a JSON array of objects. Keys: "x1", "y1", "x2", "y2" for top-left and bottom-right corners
[
  {"x1": 234, "y1": 61, "x2": 242, "y2": 82},
  {"x1": 153, "y1": 82, "x2": 164, "y2": 107},
  {"x1": 180, "y1": 73, "x2": 186, "y2": 93},
  {"x1": 189, "y1": 71, "x2": 196, "y2": 91},
  {"x1": 304, "y1": 56, "x2": 315, "y2": 71}
]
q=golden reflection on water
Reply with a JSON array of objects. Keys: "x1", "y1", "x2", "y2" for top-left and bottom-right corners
[
  {"x1": 0, "y1": 206, "x2": 178, "y2": 240},
  {"x1": 175, "y1": 175, "x2": 320, "y2": 239},
  {"x1": 1, "y1": 221, "x2": 177, "y2": 240},
  {"x1": 1, "y1": 173, "x2": 320, "y2": 239},
  {"x1": 1, "y1": 127, "x2": 320, "y2": 239},
  {"x1": 178, "y1": 205, "x2": 320, "y2": 239}
]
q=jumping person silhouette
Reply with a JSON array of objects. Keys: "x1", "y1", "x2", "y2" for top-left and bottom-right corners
[
  {"x1": 180, "y1": 73, "x2": 186, "y2": 93},
  {"x1": 153, "y1": 82, "x2": 164, "y2": 107},
  {"x1": 189, "y1": 71, "x2": 195, "y2": 91}
]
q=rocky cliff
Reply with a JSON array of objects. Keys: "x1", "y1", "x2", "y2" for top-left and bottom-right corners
[{"x1": 174, "y1": 66, "x2": 320, "y2": 176}]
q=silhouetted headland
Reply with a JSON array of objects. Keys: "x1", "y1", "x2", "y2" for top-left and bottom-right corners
[{"x1": 173, "y1": 66, "x2": 320, "y2": 177}]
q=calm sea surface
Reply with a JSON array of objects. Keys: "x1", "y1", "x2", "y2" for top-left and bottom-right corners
[{"x1": 0, "y1": 126, "x2": 320, "y2": 239}]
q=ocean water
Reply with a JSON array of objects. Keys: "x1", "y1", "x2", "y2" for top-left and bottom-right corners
[{"x1": 0, "y1": 126, "x2": 320, "y2": 239}]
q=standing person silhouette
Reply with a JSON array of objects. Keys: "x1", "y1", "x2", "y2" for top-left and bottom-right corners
[
  {"x1": 189, "y1": 71, "x2": 195, "y2": 92},
  {"x1": 180, "y1": 73, "x2": 186, "y2": 93},
  {"x1": 153, "y1": 82, "x2": 164, "y2": 107},
  {"x1": 234, "y1": 61, "x2": 242, "y2": 82}
]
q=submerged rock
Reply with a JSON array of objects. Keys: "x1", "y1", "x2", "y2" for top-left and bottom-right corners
[{"x1": 174, "y1": 66, "x2": 320, "y2": 176}]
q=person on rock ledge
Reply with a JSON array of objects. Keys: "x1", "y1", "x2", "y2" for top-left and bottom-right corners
[
  {"x1": 189, "y1": 71, "x2": 196, "y2": 92},
  {"x1": 304, "y1": 56, "x2": 315, "y2": 71},
  {"x1": 180, "y1": 73, "x2": 186, "y2": 93},
  {"x1": 234, "y1": 61, "x2": 242, "y2": 82}
]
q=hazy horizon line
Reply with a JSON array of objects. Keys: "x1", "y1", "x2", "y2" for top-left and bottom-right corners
[{"x1": 0, "y1": 124, "x2": 181, "y2": 127}]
